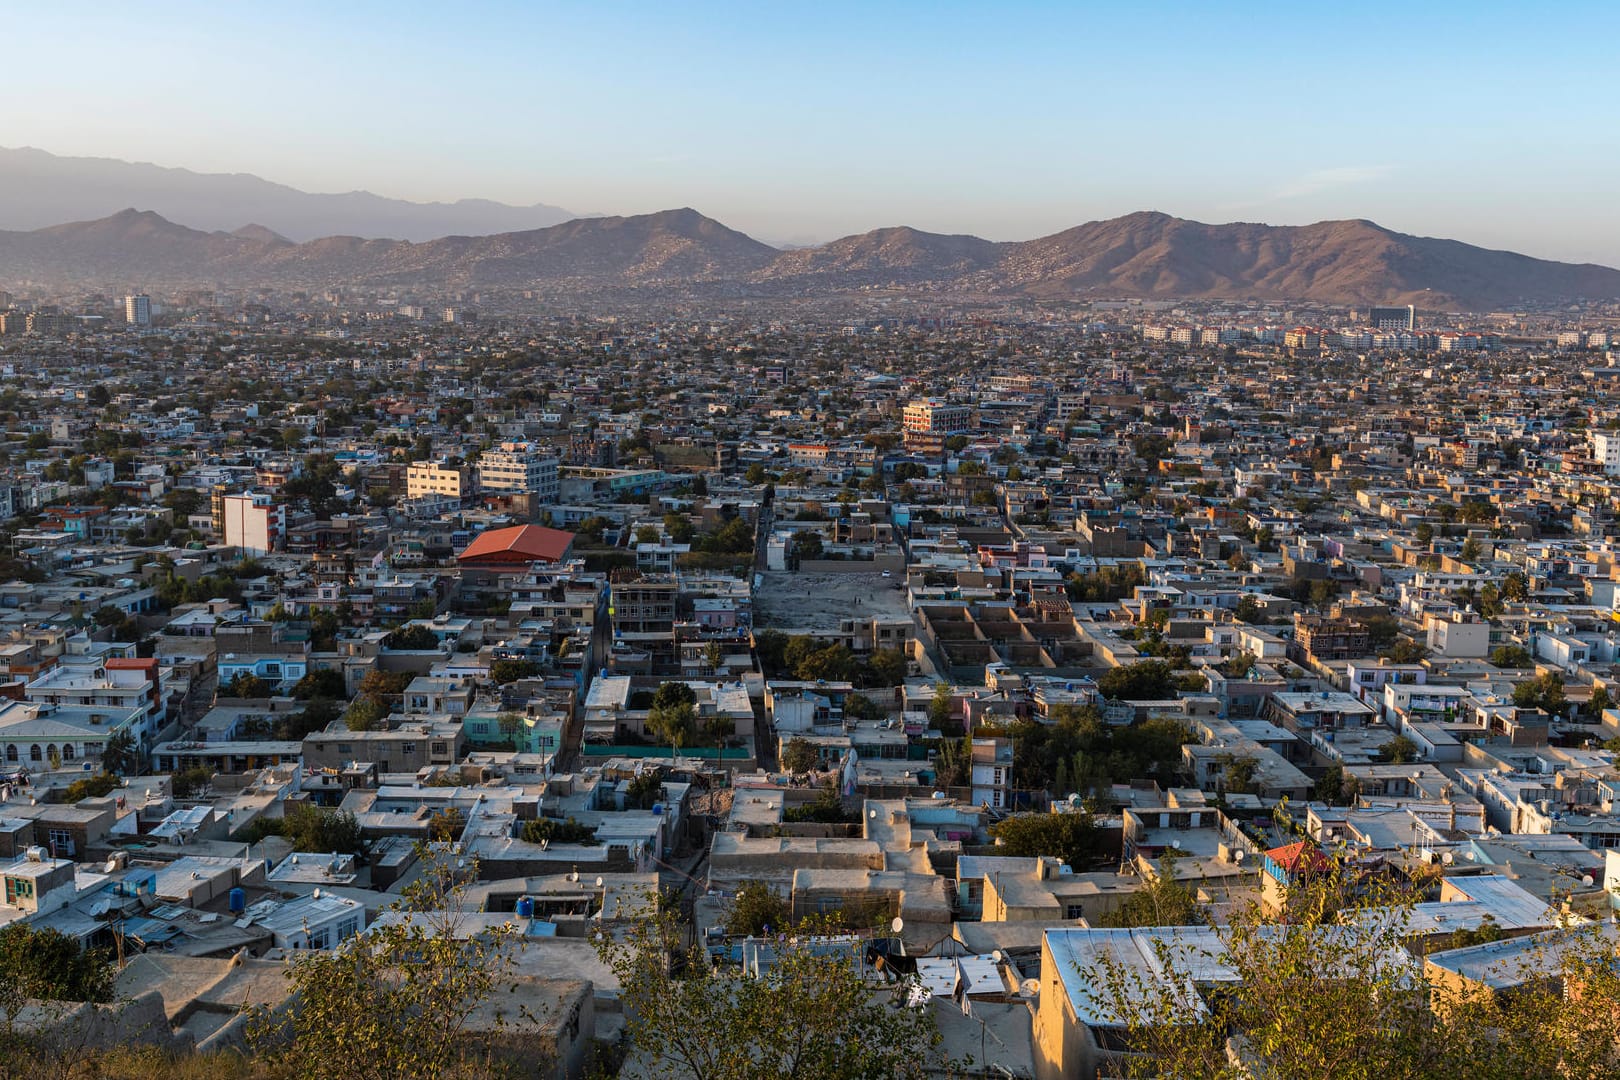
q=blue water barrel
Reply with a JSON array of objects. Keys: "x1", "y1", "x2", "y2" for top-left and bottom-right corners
[
  {"x1": 516, "y1": 897, "x2": 535, "y2": 918},
  {"x1": 228, "y1": 887, "x2": 246, "y2": 914}
]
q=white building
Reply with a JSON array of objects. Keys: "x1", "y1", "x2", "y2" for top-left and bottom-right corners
[
  {"x1": 220, "y1": 492, "x2": 285, "y2": 555},
  {"x1": 1426, "y1": 610, "x2": 1491, "y2": 658},
  {"x1": 1591, "y1": 431, "x2": 1620, "y2": 477},
  {"x1": 124, "y1": 294, "x2": 151, "y2": 327},
  {"x1": 477, "y1": 442, "x2": 560, "y2": 502}
]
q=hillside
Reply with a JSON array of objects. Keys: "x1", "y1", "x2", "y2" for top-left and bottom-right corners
[{"x1": 2, "y1": 205, "x2": 1618, "y2": 309}]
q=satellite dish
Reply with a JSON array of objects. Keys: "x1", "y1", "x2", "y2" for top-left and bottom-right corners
[
  {"x1": 891, "y1": 916, "x2": 905, "y2": 935},
  {"x1": 1582, "y1": 874, "x2": 1596, "y2": 887},
  {"x1": 568, "y1": 870, "x2": 579, "y2": 883},
  {"x1": 1020, "y1": 978, "x2": 1041, "y2": 998},
  {"x1": 990, "y1": 949, "x2": 1004, "y2": 963},
  {"x1": 595, "y1": 876, "x2": 605, "y2": 888},
  {"x1": 868, "y1": 808, "x2": 878, "y2": 818}
]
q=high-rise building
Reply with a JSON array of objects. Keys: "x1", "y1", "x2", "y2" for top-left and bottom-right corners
[
  {"x1": 124, "y1": 294, "x2": 151, "y2": 326},
  {"x1": 1367, "y1": 305, "x2": 1415, "y2": 331},
  {"x1": 219, "y1": 492, "x2": 285, "y2": 555},
  {"x1": 477, "y1": 441, "x2": 560, "y2": 502}
]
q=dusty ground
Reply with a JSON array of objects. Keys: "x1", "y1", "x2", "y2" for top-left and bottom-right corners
[{"x1": 753, "y1": 570, "x2": 911, "y2": 631}]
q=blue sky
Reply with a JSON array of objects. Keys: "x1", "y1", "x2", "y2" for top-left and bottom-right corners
[{"x1": 9, "y1": 2, "x2": 1619, "y2": 260}]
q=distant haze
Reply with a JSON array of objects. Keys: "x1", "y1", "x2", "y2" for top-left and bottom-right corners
[{"x1": 0, "y1": 147, "x2": 574, "y2": 243}]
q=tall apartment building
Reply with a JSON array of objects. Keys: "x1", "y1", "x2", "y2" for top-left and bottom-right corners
[
  {"x1": 902, "y1": 398, "x2": 971, "y2": 454},
  {"x1": 902, "y1": 399, "x2": 971, "y2": 436},
  {"x1": 477, "y1": 441, "x2": 560, "y2": 503},
  {"x1": 124, "y1": 294, "x2": 151, "y2": 326},
  {"x1": 1591, "y1": 431, "x2": 1620, "y2": 476},
  {"x1": 406, "y1": 460, "x2": 475, "y2": 500},
  {"x1": 1367, "y1": 305, "x2": 1416, "y2": 331},
  {"x1": 219, "y1": 492, "x2": 285, "y2": 555},
  {"x1": 609, "y1": 575, "x2": 680, "y2": 675}
]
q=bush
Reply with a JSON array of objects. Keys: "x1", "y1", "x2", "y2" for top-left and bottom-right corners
[
  {"x1": 520, "y1": 817, "x2": 598, "y2": 845},
  {"x1": 63, "y1": 772, "x2": 120, "y2": 802}
]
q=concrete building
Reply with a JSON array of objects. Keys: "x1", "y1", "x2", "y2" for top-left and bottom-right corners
[
  {"x1": 407, "y1": 460, "x2": 476, "y2": 500},
  {"x1": 124, "y1": 294, "x2": 151, "y2": 327},
  {"x1": 478, "y1": 441, "x2": 560, "y2": 502},
  {"x1": 218, "y1": 492, "x2": 284, "y2": 555}
]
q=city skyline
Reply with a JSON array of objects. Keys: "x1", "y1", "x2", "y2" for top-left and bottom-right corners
[{"x1": 8, "y1": 1, "x2": 1620, "y2": 262}]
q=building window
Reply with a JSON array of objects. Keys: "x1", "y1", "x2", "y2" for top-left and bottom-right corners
[
  {"x1": 1065, "y1": 904, "x2": 1085, "y2": 920},
  {"x1": 401, "y1": 742, "x2": 417, "y2": 755},
  {"x1": 337, "y1": 743, "x2": 352, "y2": 755},
  {"x1": 29, "y1": 745, "x2": 40, "y2": 762},
  {"x1": 432, "y1": 742, "x2": 447, "y2": 754},
  {"x1": 3, "y1": 745, "x2": 13, "y2": 762},
  {"x1": 48, "y1": 830, "x2": 75, "y2": 857}
]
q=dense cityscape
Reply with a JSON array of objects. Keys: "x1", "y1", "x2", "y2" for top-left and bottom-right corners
[{"x1": 0, "y1": 278, "x2": 1615, "y2": 1077}]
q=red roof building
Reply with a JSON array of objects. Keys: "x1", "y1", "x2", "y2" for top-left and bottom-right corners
[{"x1": 456, "y1": 525, "x2": 576, "y2": 568}]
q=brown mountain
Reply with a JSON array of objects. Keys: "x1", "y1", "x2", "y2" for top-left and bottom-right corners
[
  {"x1": 1, "y1": 207, "x2": 1617, "y2": 309},
  {"x1": 987, "y1": 211, "x2": 1620, "y2": 308},
  {"x1": 756, "y1": 226, "x2": 1006, "y2": 286}
]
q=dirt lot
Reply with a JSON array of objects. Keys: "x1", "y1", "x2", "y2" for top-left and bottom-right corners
[{"x1": 753, "y1": 571, "x2": 911, "y2": 631}]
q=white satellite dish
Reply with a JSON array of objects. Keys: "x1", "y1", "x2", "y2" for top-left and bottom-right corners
[
  {"x1": 595, "y1": 876, "x2": 605, "y2": 888},
  {"x1": 1020, "y1": 978, "x2": 1041, "y2": 998},
  {"x1": 990, "y1": 949, "x2": 1004, "y2": 963},
  {"x1": 891, "y1": 916, "x2": 904, "y2": 935}
]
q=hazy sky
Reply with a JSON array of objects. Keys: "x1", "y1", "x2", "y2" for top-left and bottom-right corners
[{"x1": 10, "y1": 1, "x2": 1620, "y2": 261}]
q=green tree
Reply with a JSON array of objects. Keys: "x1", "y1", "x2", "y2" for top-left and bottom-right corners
[
  {"x1": 221, "y1": 672, "x2": 273, "y2": 698},
  {"x1": 723, "y1": 881, "x2": 791, "y2": 937},
  {"x1": 281, "y1": 803, "x2": 365, "y2": 854},
  {"x1": 860, "y1": 647, "x2": 907, "y2": 687},
  {"x1": 343, "y1": 696, "x2": 388, "y2": 731},
  {"x1": 519, "y1": 817, "x2": 597, "y2": 845},
  {"x1": 1489, "y1": 644, "x2": 1533, "y2": 668},
  {"x1": 598, "y1": 905, "x2": 941, "y2": 1080},
  {"x1": 1513, "y1": 672, "x2": 1566, "y2": 715},
  {"x1": 1375, "y1": 734, "x2": 1421, "y2": 764},
  {"x1": 250, "y1": 847, "x2": 521, "y2": 1080},
  {"x1": 928, "y1": 681, "x2": 961, "y2": 736},
  {"x1": 990, "y1": 811, "x2": 1100, "y2": 869},
  {"x1": 781, "y1": 736, "x2": 820, "y2": 775},
  {"x1": 1097, "y1": 660, "x2": 1175, "y2": 701},
  {"x1": 100, "y1": 728, "x2": 138, "y2": 776},
  {"x1": 1082, "y1": 866, "x2": 1620, "y2": 1080},
  {"x1": 62, "y1": 773, "x2": 120, "y2": 802},
  {"x1": 489, "y1": 658, "x2": 542, "y2": 684},
  {"x1": 383, "y1": 624, "x2": 440, "y2": 651},
  {"x1": 1097, "y1": 853, "x2": 1206, "y2": 928},
  {"x1": 292, "y1": 668, "x2": 347, "y2": 700},
  {"x1": 1381, "y1": 636, "x2": 1428, "y2": 664},
  {"x1": 171, "y1": 765, "x2": 214, "y2": 798}
]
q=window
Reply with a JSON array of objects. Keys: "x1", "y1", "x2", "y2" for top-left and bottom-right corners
[
  {"x1": 29, "y1": 745, "x2": 40, "y2": 762},
  {"x1": 48, "y1": 830, "x2": 74, "y2": 857},
  {"x1": 401, "y1": 742, "x2": 417, "y2": 755},
  {"x1": 337, "y1": 743, "x2": 352, "y2": 755},
  {"x1": 62, "y1": 745, "x2": 74, "y2": 761},
  {"x1": 3, "y1": 745, "x2": 13, "y2": 762},
  {"x1": 432, "y1": 742, "x2": 447, "y2": 754},
  {"x1": 1065, "y1": 904, "x2": 1085, "y2": 920}
]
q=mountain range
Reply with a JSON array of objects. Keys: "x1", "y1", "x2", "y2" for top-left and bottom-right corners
[
  {"x1": 0, "y1": 146, "x2": 575, "y2": 242},
  {"x1": 2, "y1": 192, "x2": 1619, "y2": 310}
]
